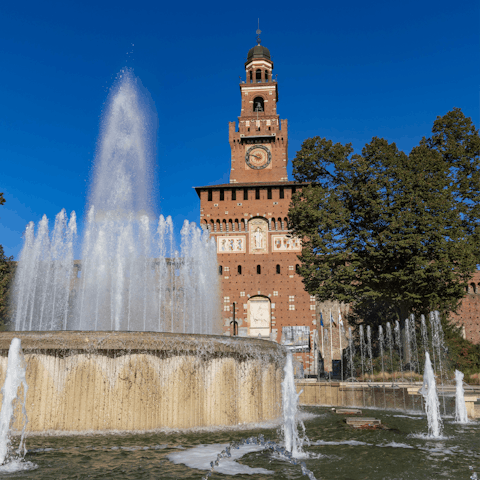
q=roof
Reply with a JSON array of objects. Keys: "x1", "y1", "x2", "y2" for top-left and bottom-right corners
[{"x1": 246, "y1": 44, "x2": 271, "y2": 63}]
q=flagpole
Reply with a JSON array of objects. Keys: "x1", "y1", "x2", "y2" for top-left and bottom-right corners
[
  {"x1": 339, "y1": 310, "x2": 343, "y2": 382},
  {"x1": 320, "y1": 312, "x2": 324, "y2": 378},
  {"x1": 330, "y1": 308, "x2": 333, "y2": 379}
]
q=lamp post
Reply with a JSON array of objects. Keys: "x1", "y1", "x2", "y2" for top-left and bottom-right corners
[{"x1": 230, "y1": 302, "x2": 238, "y2": 336}]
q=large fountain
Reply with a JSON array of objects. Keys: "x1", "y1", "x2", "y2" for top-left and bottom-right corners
[{"x1": 1, "y1": 70, "x2": 285, "y2": 433}]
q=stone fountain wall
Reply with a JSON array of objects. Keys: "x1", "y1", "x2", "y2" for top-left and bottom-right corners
[{"x1": 0, "y1": 332, "x2": 285, "y2": 433}]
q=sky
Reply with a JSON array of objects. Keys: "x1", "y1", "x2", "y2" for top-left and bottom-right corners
[{"x1": 1, "y1": 0, "x2": 479, "y2": 259}]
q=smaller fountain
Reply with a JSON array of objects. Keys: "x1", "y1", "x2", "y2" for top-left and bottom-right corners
[
  {"x1": 454, "y1": 370, "x2": 469, "y2": 423},
  {"x1": 419, "y1": 352, "x2": 443, "y2": 438},
  {"x1": 0, "y1": 339, "x2": 30, "y2": 470},
  {"x1": 198, "y1": 350, "x2": 317, "y2": 480},
  {"x1": 378, "y1": 325, "x2": 387, "y2": 408},
  {"x1": 282, "y1": 351, "x2": 305, "y2": 457}
]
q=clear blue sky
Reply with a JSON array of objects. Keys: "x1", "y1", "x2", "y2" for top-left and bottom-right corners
[{"x1": 1, "y1": 0, "x2": 479, "y2": 258}]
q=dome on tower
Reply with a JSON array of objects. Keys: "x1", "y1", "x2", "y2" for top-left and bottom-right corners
[{"x1": 246, "y1": 44, "x2": 271, "y2": 62}]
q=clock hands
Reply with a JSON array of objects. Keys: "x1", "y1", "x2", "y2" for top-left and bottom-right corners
[{"x1": 249, "y1": 154, "x2": 261, "y2": 159}]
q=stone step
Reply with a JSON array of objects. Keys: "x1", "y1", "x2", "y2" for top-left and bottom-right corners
[
  {"x1": 334, "y1": 408, "x2": 362, "y2": 415},
  {"x1": 346, "y1": 417, "x2": 381, "y2": 427}
]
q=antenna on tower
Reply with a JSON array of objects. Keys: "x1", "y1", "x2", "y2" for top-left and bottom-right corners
[{"x1": 256, "y1": 19, "x2": 262, "y2": 45}]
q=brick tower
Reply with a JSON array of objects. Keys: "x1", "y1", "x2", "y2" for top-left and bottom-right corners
[{"x1": 195, "y1": 35, "x2": 318, "y2": 374}]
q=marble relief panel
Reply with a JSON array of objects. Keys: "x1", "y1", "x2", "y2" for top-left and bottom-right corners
[
  {"x1": 217, "y1": 236, "x2": 246, "y2": 253},
  {"x1": 248, "y1": 297, "x2": 271, "y2": 337},
  {"x1": 271, "y1": 234, "x2": 301, "y2": 252},
  {"x1": 249, "y1": 217, "x2": 268, "y2": 254}
]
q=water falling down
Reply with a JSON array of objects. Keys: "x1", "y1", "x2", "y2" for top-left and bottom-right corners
[
  {"x1": 454, "y1": 370, "x2": 469, "y2": 423},
  {"x1": 419, "y1": 352, "x2": 443, "y2": 438},
  {"x1": 13, "y1": 70, "x2": 220, "y2": 334},
  {"x1": 282, "y1": 351, "x2": 306, "y2": 458},
  {"x1": 0, "y1": 339, "x2": 34, "y2": 473}
]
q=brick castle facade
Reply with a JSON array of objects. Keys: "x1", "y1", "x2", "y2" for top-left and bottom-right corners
[
  {"x1": 195, "y1": 39, "x2": 319, "y2": 375},
  {"x1": 195, "y1": 37, "x2": 479, "y2": 376}
]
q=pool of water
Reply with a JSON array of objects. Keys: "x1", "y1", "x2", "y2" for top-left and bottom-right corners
[{"x1": 4, "y1": 407, "x2": 479, "y2": 479}]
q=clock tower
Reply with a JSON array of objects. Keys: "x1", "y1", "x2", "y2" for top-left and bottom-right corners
[
  {"x1": 229, "y1": 36, "x2": 288, "y2": 183},
  {"x1": 195, "y1": 33, "x2": 320, "y2": 378}
]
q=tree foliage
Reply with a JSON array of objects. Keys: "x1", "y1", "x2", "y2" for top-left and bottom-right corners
[
  {"x1": 289, "y1": 108, "x2": 480, "y2": 322},
  {"x1": 0, "y1": 193, "x2": 15, "y2": 328},
  {"x1": 0, "y1": 245, "x2": 15, "y2": 327}
]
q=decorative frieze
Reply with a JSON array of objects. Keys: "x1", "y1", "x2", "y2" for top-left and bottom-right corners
[
  {"x1": 217, "y1": 236, "x2": 246, "y2": 253},
  {"x1": 272, "y1": 235, "x2": 301, "y2": 252}
]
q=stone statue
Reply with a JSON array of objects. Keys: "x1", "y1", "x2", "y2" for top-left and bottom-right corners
[{"x1": 254, "y1": 227, "x2": 263, "y2": 248}]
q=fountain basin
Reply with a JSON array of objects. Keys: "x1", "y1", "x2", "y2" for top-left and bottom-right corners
[{"x1": 0, "y1": 332, "x2": 285, "y2": 433}]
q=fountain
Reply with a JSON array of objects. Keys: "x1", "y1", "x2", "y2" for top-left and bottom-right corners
[
  {"x1": 13, "y1": 71, "x2": 219, "y2": 334},
  {"x1": 454, "y1": 369, "x2": 469, "y2": 423},
  {"x1": 419, "y1": 352, "x2": 443, "y2": 438},
  {"x1": 3, "y1": 70, "x2": 285, "y2": 433},
  {"x1": 0, "y1": 339, "x2": 35, "y2": 473},
  {"x1": 3, "y1": 68, "x2": 479, "y2": 478},
  {"x1": 281, "y1": 351, "x2": 305, "y2": 457}
]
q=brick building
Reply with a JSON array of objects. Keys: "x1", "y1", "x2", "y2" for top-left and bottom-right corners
[
  {"x1": 451, "y1": 270, "x2": 480, "y2": 345},
  {"x1": 194, "y1": 38, "x2": 319, "y2": 375},
  {"x1": 194, "y1": 36, "x2": 479, "y2": 379}
]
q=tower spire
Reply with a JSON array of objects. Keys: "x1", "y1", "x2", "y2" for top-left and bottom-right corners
[{"x1": 256, "y1": 19, "x2": 261, "y2": 45}]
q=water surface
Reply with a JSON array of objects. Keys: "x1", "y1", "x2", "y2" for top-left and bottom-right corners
[{"x1": 10, "y1": 407, "x2": 480, "y2": 479}]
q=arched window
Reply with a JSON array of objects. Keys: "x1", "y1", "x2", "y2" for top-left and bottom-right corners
[
  {"x1": 295, "y1": 264, "x2": 300, "y2": 273},
  {"x1": 257, "y1": 265, "x2": 261, "y2": 275},
  {"x1": 222, "y1": 219, "x2": 226, "y2": 232},
  {"x1": 238, "y1": 265, "x2": 242, "y2": 275},
  {"x1": 470, "y1": 282, "x2": 476, "y2": 293},
  {"x1": 249, "y1": 71, "x2": 253, "y2": 83},
  {"x1": 215, "y1": 219, "x2": 220, "y2": 232},
  {"x1": 256, "y1": 69, "x2": 262, "y2": 82},
  {"x1": 276, "y1": 264, "x2": 281, "y2": 274},
  {"x1": 284, "y1": 217, "x2": 288, "y2": 230},
  {"x1": 253, "y1": 97, "x2": 264, "y2": 112},
  {"x1": 228, "y1": 219, "x2": 233, "y2": 232},
  {"x1": 219, "y1": 266, "x2": 223, "y2": 275},
  {"x1": 265, "y1": 70, "x2": 269, "y2": 82}
]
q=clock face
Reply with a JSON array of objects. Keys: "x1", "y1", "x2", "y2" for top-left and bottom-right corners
[{"x1": 245, "y1": 145, "x2": 272, "y2": 170}]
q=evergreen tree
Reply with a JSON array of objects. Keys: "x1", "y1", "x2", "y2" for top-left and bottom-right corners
[{"x1": 289, "y1": 108, "x2": 480, "y2": 323}]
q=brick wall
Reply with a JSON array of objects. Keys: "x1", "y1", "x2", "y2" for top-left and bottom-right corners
[{"x1": 451, "y1": 270, "x2": 480, "y2": 344}]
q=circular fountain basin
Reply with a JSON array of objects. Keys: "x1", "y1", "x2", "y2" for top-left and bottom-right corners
[{"x1": 0, "y1": 332, "x2": 285, "y2": 433}]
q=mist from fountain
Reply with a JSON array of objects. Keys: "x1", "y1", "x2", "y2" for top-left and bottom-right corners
[{"x1": 12, "y1": 70, "x2": 220, "y2": 334}]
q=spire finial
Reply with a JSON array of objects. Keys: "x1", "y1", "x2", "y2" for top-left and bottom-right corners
[{"x1": 256, "y1": 18, "x2": 261, "y2": 45}]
